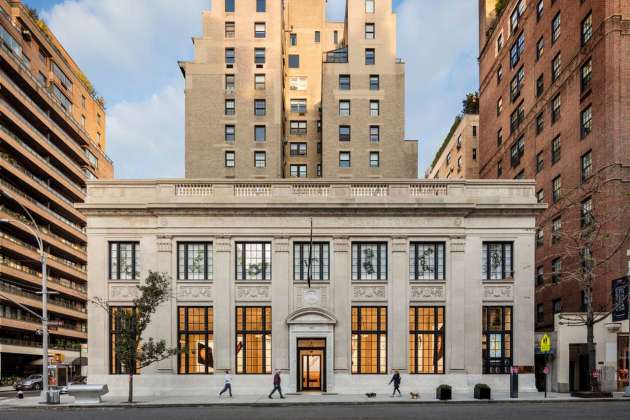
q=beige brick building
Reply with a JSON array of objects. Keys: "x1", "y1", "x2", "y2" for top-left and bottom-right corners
[
  {"x1": 180, "y1": 0, "x2": 418, "y2": 179},
  {"x1": 428, "y1": 113, "x2": 480, "y2": 180}
]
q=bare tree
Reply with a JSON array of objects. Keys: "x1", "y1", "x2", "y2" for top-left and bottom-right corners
[{"x1": 536, "y1": 163, "x2": 630, "y2": 391}]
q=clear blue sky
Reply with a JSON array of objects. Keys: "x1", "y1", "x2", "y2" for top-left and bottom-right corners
[{"x1": 25, "y1": 0, "x2": 478, "y2": 179}]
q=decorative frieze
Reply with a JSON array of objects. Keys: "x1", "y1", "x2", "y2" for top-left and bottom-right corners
[
  {"x1": 483, "y1": 285, "x2": 514, "y2": 301},
  {"x1": 157, "y1": 236, "x2": 172, "y2": 253},
  {"x1": 352, "y1": 285, "x2": 387, "y2": 301},
  {"x1": 333, "y1": 237, "x2": 349, "y2": 253},
  {"x1": 391, "y1": 237, "x2": 408, "y2": 253},
  {"x1": 409, "y1": 284, "x2": 446, "y2": 301},
  {"x1": 273, "y1": 237, "x2": 290, "y2": 253},
  {"x1": 109, "y1": 284, "x2": 140, "y2": 301},
  {"x1": 294, "y1": 286, "x2": 329, "y2": 310},
  {"x1": 177, "y1": 284, "x2": 213, "y2": 301},
  {"x1": 235, "y1": 285, "x2": 271, "y2": 301},
  {"x1": 215, "y1": 236, "x2": 231, "y2": 252},
  {"x1": 450, "y1": 236, "x2": 466, "y2": 253}
]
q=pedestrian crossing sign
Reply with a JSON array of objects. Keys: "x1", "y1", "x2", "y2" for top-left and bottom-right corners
[{"x1": 540, "y1": 333, "x2": 551, "y2": 353}]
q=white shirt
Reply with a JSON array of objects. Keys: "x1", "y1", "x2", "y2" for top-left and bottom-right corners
[{"x1": 224, "y1": 374, "x2": 232, "y2": 384}]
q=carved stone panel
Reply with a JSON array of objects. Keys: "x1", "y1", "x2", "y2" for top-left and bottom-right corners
[
  {"x1": 294, "y1": 286, "x2": 329, "y2": 310},
  {"x1": 333, "y1": 237, "x2": 349, "y2": 253},
  {"x1": 273, "y1": 237, "x2": 290, "y2": 253},
  {"x1": 157, "y1": 236, "x2": 172, "y2": 252},
  {"x1": 483, "y1": 284, "x2": 514, "y2": 301},
  {"x1": 352, "y1": 285, "x2": 387, "y2": 301},
  {"x1": 409, "y1": 284, "x2": 446, "y2": 302},
  {"x1": 391, "y1": 237, "x2": 408, "y2": 253},
  {"x1": 235, "y1": 285, "x2": 271, "y2": 302},
  {"x1": 177, "y1": 284, "x2": 213, "y2": 301},
  {"x1": 108, "y1": 284, "x2": 140, "y2": 301},
  {"x1": 215, "y1": 236, "x2": 231, "y2": 252}
]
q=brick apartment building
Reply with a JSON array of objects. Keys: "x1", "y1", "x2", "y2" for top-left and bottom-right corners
[
  {"x1": 0, "y1": 0, "x2": 113, "y2": 378},
  {"x1": 179, "y1": 0, "x2": 418, "y2": 179}
]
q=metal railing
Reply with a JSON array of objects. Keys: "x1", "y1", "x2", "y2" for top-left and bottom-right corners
[
  {"x1": 1, "y1": 231, "x2": 86, "y2": 273},
  {"x1": 0, "y1": 281, "x2": 86, "y2": 313},
  {"x1": 0, "y1": 255, "x2": 87, "y2": 294},
  {"x1": 0, "y1": 337, "x2": 81, "y2": 351}
]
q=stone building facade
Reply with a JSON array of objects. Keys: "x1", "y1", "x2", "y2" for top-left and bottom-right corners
[
  {"x1": 428, "y1": 114, "x2": 480, "y2": 180},
  {"x1": 80, "y1": 179, "x2": 542, "y2": 396}
]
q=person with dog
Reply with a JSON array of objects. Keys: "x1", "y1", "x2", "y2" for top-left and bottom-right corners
[{"x1": 389, "y1": 369, "x2": 402, "y2": 397}]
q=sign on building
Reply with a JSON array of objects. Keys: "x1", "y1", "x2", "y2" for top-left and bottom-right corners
[{"x1": 612, "y1": 277, "x2": 629, "y2": 322}]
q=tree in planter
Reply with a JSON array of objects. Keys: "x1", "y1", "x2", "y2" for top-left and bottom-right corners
[
  {"x1": 536, "y1": 163, "x2": 630, "y2": 392},
  {"x1": 93, "y1": 271, "x2": 179, "y2": 403}
]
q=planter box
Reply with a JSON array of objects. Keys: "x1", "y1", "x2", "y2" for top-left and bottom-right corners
[
  {"x1": 474, "y1": 384, "x2": 491, "y2": 400},
  {"x1": 436, "y1": 385, "x2": 452, "y2": 401}
]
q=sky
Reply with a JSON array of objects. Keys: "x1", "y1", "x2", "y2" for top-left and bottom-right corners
[{"x1": 25, "y1": 0, "x2": 478, "y2": 179}]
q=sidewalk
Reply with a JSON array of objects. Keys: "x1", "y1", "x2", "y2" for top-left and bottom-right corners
[{"x1": 1, "y1": 391, "x2": 628, "y2": 409}]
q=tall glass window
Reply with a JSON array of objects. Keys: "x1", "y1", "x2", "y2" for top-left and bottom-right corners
[
  {"x1": 178, "y1": 307, "x2": 214, "y2": 374},
  {"x1": 409, "y1": 307, "x2": 445, "y2": 374},
  {"x1": 351, "y1": 307, "x2": 387, "y2": 374},
  {"x1": 409, "y1": 243, "x2": 445, "y2": 280},
  {"x1": 236, "y1": 242, "x2": 271, "y2": 280},
  {"x1": 352, "y1": 243, "x2": 387, "y2": 280},
  {"x1": 293, "y1": 242, "x2": 329, "y2": 281},
  {"x1": 178, "y1": 243, "x2": 212, "y2": 280},
  {"x1": 482, "y1": 242, "x2": 513, "y2": 280},
  {"x1": 482, "y1": 307, "x2": 513, "y2": 374},
  {"x1": 109, "y1": 242, "x2": 140, "y2": 280},
  {"x1": 110, "y1": 306, "x2": 138, "y2": 374},
  {"x1": 236, "y1": 306, "x2": 271, "y2": 374}
]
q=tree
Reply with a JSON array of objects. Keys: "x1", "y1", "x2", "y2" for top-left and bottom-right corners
[
  {"x1": 93, "y1": 272, "x2": 179, "y2": 403},
  {"x1": 462, "y1": 91, "x2": 479, "y2": 115},
  {"x1": 537, "y1": 163, "x2": 630, "y2": 391}
]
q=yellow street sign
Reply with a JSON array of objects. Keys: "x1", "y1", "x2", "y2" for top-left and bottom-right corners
[{"x1": 540, "y1": 333, "x2": 551, "y2": 353}]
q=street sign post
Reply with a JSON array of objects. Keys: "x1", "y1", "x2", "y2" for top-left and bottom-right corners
[{"x1": 540, "y1": 333, "x2": 552, "y2": 398}]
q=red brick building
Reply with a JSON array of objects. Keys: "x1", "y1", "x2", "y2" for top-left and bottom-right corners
[{"x1": 478, "y1": 0, "x2": 630, "y2": 330}]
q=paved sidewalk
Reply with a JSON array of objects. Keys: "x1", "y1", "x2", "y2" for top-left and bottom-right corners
[{"x1": 0, "y1": 391, "x2": 628, "y2": 409}]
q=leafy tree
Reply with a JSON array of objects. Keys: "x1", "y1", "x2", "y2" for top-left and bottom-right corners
[
  {"x1": 495, "y1": 0, "x2": 509, "y2": 15},
  {"x1": 94, "y1": 272, "x2": 179, "y2": 403},
  {"x1": 461, "y1": 92, "x2": 479, "y2": 115}
]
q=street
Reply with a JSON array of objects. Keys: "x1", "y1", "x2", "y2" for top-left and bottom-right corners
[{"x1": 1, "y1": 402, "x2": 629, "y2": 420}]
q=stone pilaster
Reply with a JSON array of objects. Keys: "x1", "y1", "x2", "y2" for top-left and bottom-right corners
[
  {"x1": 271, "y1": 237, "x2": 290, "y2": 372},
  {"x1": 447, "y1": 236, "x2": 467, "y2": 372},
  {"x1": 213, "y1": 236, "x2": 232, "y2": 372},
  {"x1": 333, "y1": 237, "x2": 350, "y2": 373},
  {"x1": 390, "y1": 237, "x2": 408, "y2": 372}
]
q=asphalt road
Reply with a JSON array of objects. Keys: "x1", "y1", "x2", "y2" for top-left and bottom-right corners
[{"x1": 2, "y1": 402, "x2": 629, "y2": 420}]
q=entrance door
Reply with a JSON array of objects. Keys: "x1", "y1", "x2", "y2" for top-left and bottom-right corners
[{"x1": 297, "y1": 338, "x2": 326, "y2": 392}]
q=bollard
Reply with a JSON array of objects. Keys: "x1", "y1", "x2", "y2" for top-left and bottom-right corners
[
  {"x1": 17, "y1": 391, "x2": 24, "y2": 400},
  {"x1": 510, "y1": 367, "x2": 519, "y2": 398}
]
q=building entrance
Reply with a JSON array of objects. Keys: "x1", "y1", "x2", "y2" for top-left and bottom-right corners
[{"x1": 297, "y1": 338, "x2": 325, "y2": 392}]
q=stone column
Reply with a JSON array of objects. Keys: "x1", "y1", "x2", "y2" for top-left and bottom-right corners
[
  {"x1": 447, "y1": 236, "x2": 467, "y2": 372},
  {"x1": 272, "y1": 237, "x2": 290, "y2": 373},
  {"x1": 390, "y1": 237, "x2": 408, "y2": 372},
  {"x1": 213, "y1": 236, "x2": 232, "y2": 372},
  {"x1": 333, "y1": 237, "x2": 350, "y2": 373},
  {"x1": 154, "y1": 235, "x2": 174, "y2": 373},
  {"x1": 464, "y1": 236, "x2": 484, "y2": 374}
]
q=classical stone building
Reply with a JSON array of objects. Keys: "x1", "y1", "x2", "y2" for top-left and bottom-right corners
[
  {"x1": 428, "y1": 113, "x2": 480, "y2": 180},
  {"x1": 80, "y1": 179, "x2": 543, "y2": 396},
  {"x1": 180, "y1": 0, "x2": 417, "y2": 179}
]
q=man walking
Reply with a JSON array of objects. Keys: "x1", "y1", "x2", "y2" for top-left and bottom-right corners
[
  {"x1": 389, "y1": 370, "x2": 401, "y2": 397},
  {"x1": 268, "y1": 370, "x2": 285, "y2": 399},
  {"x1": 219, "y1": 369, "x2": 232, "y2": 398}
]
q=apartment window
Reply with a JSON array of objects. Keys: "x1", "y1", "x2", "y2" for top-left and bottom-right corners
[
  {"x1": 552, "y1": 176, "x2": 561, "y2": 203},
  {"x1": 409, "y1": 307, "x2": 445, "y2": 374},
  {"x1": 482, "y1": 242, "x2": 513, "y2": 281},
  {"x1": 536, "y1": 151, "x2": 544, "y2": 173},
  {"x1": 339, "y1": 75, "x2": 351, "y2": 90},
  {"x1": 510, "y1": 102, "x2": 525, "y2": 134},
  {"x1": 552, "y1": 12, "x2": 561, "y2": 44},
  {"x1": 235, "y1": 307, "x2": 271, "y2": 374},
  {"x1": 497, "y1": 97, "x2": 503, "y2": 116},
  {"x1": 288, "y1": 54, "x2": 300, "y2": 68},
  {"x1": 457, "y1": 156, "x2": 463, "y2": 171},
  {"x1": 537, "y1": 304, "x2": 544, "y2": 323},
  {"x1": 290, "y1": 98, "x2": 307, "y2": 113},
  {"x1": 581, "y1": 59, "x2": 592, "y2": 92},
  {"x1": 536, "y1": 112, "x2": 544, "y2": 135},
  {"x1": 482, "y1": 307, "x2": 513, "y2": 374},
  {"x1": 225, "y1": 0, "x2": 235, "y2": 12},
  {"x1": 339, "y1": 100, "x2": 351, "y2": 116},
  {"x1": 254, "y1": 125, "x2": 266, "y2": 142},
  {"x1": 37, "y1": 71, "x2": 46, "y2": 87},
  {"x1": 552, "y1": 217, "x2": 562, "y2": 244},
  {"x1": 536, "y1": 74, "x2": 544, "y2": 97},
  {"x1": 225, "y1": 125, "x2": 236, "y2": 143},
  {"x1": 497, "y1": 128, "x2": 503, "y2": 146},
  {"x1": 551, "y1": 136, "x2": 561, "y2": 164},
  {"x1": 52, "y1": 85, "x2": 72, "y2": 112},
  {"x1": 510, "y1": 0, "x2": 526, "y2": 33},
  {"x1": 254, "y1": 22, "x2": 266, "y2": 38},
  {"x1": 52, "y1": 62, "x2": 72, "y2": 91},
  {"x1": 225, "y1": 22, "x2": 235, "y2": 38},
  {"x1": 317, "y1": 142, "x2": 321, "y2": 153},
  {"x1": 352, "y1": 243, "x2": 387, "y2": 280},
  {"x1": 236, "y1": 242, "x2": 271, "y2": 281},
  {"x1": 497, "y1": 65, "x2": 503, "y2": 84},
  {"x1": 553, "y1": 299, "x2": 562, "y2": 315},
  {"x1": 178, "y1": 243, "x2": 213, "y2": 281},
  {"x1": 514, "y1": 170, "x2": 525, "y2": 180},
  {"x1": 333, "y1": 30, "x2": 338, "y2": 44},
  {"x1": 497, "y1": 160, "x2": 503, "y2": 177},
  {"x1": 294, "y1": 242, "x2": 329, "y2": 281},
  {"x1": 581, "y1": 150, "x2": 592, "y2": 182},
  {"x1": 289, "y1": 164, "x2": 307, "y2": 178},
  {"x1": 510, "y1": 67, "x2": 525, "y2": 102},
  {"x1": 365, "y1": 48, "x2": 375, "y2": 65},
  {"x1": 290, "y1": 120, "x2": 307, "y2": 135},
  {"x1": 446, "y1": 152, "x2": 452, "y2": 165},
  {"x1": 225, "y1": 74, "x2": 235, "y2": 90},
  {"x1": 289, "y1": 143, "x2": 307, "y2": 156},
  {"x1": 370, "y1": 126, "x2": 380, "y2": 143},
  {"x1": 536, "y1": 37, "x2": 544, "y2": 61},
  {"x1": 497, "y1": 33, "x2": 504, "y2": 52},
  {"x1": 365, "y1": 0, "x2": 375, "y2": 13},
  {"x1": 256, "y1": 0, "x2": 266, "y2": 13},
  {"x1": 255, "y1": 48, "x2": 266, "y2": 64},
  {"x1": 109, "y1": 242, "x2": 140, "y2": 280},
  {"x1": 225, "y1": 48, "x2": 235, "y2": 64},
  {"x1": 536, "y1": 188, "x2": 544, "y2": 203},
  {"x1": 225, "y1": 99, "x2": 235, "y2": 115},
  {"x1": 254, "y1": 73, "x2": 266, "y2": 90},
  {"x1": 365, "y1": 23, "x2": 375, "y2": 40},
  {"x1": 314, "y1": 31, "x2": 320, "y2": 43},
  {"x1": 410, "y1": 243, "x2": 445, "y2": 281},
  {"x1": 536, "y1": 0, "x2": 544, "y2": 20},
  {"x1": 289, "y1": 33, "x2": 297, "y2": 46},
  {"x1": 110, "y1": 307, "x2": 138, "y2": 374},
  {"x1": 581, "y1": 12, "x2": 592, "y2": 45},
  {"x1": 225, "y1": 151, "x2": 236, "y2": 168},
  {"x1": 339, "y1": 125, "x2": 351, "y2": 142},
  {"x1": 351, "y1": 307, "x2": 387, "y2": 374},
  {"x1": 369, "y1": 151, "x2": 380, "y2": 168},
  {"x1": 509, "y1": 32, "x2": 525, "y2": 68},
  {"x1": 581, "y1": 197, "x2": 593, "y2": 227},
  {"x1": 552, "y1": 53, "x2": 561, "y2": 82},
  {"x1": 370, "y1": 100, "x2": 380, "y2": 117},
  {"x1": 370, "y1": 75, "x2": 380, "y2": 90},
  {"x1": 81, "y1": 95, "x2": 86, "y2": 109},
  {"x1": 178, "y1": 307, "x2": 214, "y2": 374},
  {"x1": 339, "y1": 151, "x2": 351, "y2": 168},
  {"x1": 254, "y1": 151, "x2": 266, "y2": 168},
  {"x1": 254, "y1": 99, "x2": 266, "y2": 116},
  {"x1": 80, "y1": 114, "x2": 86, "y2": 128},
  {"x1": 536, "y1": 229, "x2": 544, "y2": 247},
  {"x1": 581, "y1": 106, "x2": 592, "y2": 138},
  {"x1": 551, "y1": 258, "x2": 561, "y2": 283},
  {"x1": 536, "y1": 266, "x2": 544, "y2": 287},
  {"x1": 551, "y1": 94, "x2": 561, "y2": 123}
]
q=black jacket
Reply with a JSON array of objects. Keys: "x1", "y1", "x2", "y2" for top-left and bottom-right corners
[{"x1": 389, "y1": 373, "x2": 401, "y2": 386}]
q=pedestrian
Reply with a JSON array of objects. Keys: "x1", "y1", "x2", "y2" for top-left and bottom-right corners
[
  {"x1": 268, "y1": 370, "x2": 285, "y2": 399},
  {"x1": 389, "y1": 370, "x2": 401, "y2": 397},
  {"x1": 219, "y1": 369, "x2": 232, "y2": 398}
]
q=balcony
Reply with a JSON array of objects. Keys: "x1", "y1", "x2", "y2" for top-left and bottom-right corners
[
  {"x1": 0, "y1": 281, "x2": 87, "y2": 320},
  {"x1": 0, "y1": 337, "x2": 81, "y2": 352},
  {"x1": 0, "y1": 312, "x2": 86, "y2": 339}
]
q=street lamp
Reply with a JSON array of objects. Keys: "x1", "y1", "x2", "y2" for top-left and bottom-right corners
[{"x1": 0, "y1": 210, "x2": 50, "y2": 403}]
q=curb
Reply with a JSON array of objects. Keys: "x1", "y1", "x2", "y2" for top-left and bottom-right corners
[{"x1": 1, "y1": 397, "x2": 628, "y2": 410}]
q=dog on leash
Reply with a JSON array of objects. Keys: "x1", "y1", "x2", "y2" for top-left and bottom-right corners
[
  {"x1": 365, "y1": 392, "x2": 377, "y2": 398},
  {"x1": 409, "y1": 392, "x2": 420, "y2": 400}
]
